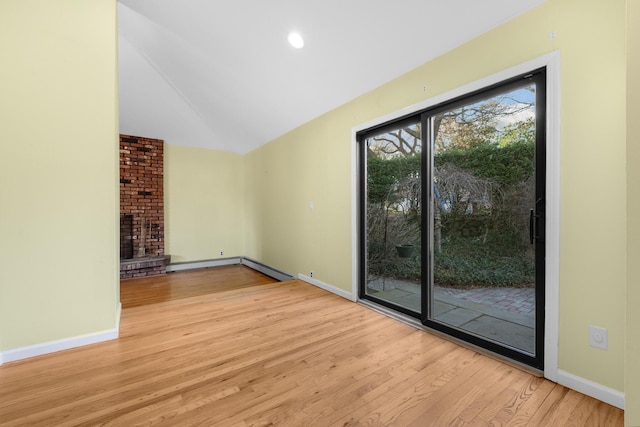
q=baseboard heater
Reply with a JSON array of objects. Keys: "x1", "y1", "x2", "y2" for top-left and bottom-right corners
[{"x1": 166, "y1": 256, "x2": 295, "y2": 282}]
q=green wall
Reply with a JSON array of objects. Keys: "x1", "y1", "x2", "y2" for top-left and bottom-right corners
[
  {"x1": 243, "y1": 0, "x2": 628, "y2": 395},
  {"x1": 164, "y1": 145, "x2": 245, "y2": 262},
  {"x1": 626, "y1": 0, "x2": 640, "y2": 424},
  {"x1": 0, "y1": 1, "x2": 119, "y2": 350}
]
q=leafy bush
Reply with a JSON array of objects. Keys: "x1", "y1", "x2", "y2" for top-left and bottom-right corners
[
  {"x1": 366, "y1": 140, "x2": 536, "y2": 288},
  {"x1": 434, "y1": 236, "x2": 534, "y2": 287},
  {"x1": 368, "y1": 238, "x2": 534, "y2": 288}
]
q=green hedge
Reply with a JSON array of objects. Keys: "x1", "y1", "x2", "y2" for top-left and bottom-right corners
[
  {"x1": 367, "y1": 141, "x2": 535, "y2": 287},
  {"x1": 435, "y1": 141, "x2": 534, "y2": 186}
]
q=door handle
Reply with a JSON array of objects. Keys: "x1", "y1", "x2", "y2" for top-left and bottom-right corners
[{"x1": 529, "y1": 209, "x2": 534, "y2": 244}]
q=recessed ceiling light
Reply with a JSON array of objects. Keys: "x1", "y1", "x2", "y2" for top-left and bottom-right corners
[{"x1": 288, "y1": 32, "x2": 304, "y2": 49}]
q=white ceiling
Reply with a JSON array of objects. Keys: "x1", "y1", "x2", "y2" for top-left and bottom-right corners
[{"x1": 118, "y1": 0, "x2": 546, "y2": 154}]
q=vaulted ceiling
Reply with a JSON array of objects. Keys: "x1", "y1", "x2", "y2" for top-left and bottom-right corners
[{"x1": 118, "y1": 0, "x2": 546, "y2": 154}]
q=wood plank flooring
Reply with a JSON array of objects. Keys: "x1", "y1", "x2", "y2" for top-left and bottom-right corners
[
  {"x1": 120, "y1": 265, "x2": 277, "y2": 308},
  {"x1": 0, "y1": 266, "x2": 624, "y2": 426}
]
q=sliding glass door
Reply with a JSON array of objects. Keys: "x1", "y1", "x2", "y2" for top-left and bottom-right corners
[
  {"x1": 362, "y1": 119, "x2": 423, "y2": 315},
  {"x1": 359, "y1": 69, "x2": 546, "y2": 368}
]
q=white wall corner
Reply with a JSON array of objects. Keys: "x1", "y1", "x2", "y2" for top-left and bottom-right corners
[
  {"x1": 557, "y1": 369, "x2": 625, "y2": 410},
  {"x1": 298, "y1": 274, "x2": 356, "y2": 302}
]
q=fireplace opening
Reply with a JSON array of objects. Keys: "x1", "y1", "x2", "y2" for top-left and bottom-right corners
[{"x1": 120, "y1": 214, "x2": 134, "y2": 260}]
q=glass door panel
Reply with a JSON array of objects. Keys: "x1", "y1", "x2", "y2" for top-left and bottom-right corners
[
  {"x1": 427, "y1": 82, "x2": 540, "y2": 356},
  {"x1": 364, "y1": 121, "x2": 422, "y2": 314}
]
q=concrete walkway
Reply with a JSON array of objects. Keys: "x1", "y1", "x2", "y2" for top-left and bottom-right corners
[{"x1": 367, "y1": 277, "x2": 536, "y2": 354}]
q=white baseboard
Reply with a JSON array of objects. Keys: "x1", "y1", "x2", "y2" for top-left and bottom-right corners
[
  {"x1": 116, "y1": 301, "x2": 122, "y2": 331},
  {"x1": 1, "y1": 303, "x2": 121, "y2": 365},
  {"x1": 557, "y1": 369, "x2": 625, "y2": 409},
  {"x1": 298, "y1": 274, "x2": 356, "y2": 302},
  {"x1": 166, "y1": 257, "x2": 242, "y2": 272},
  {"x1": 1, "y1": 326, "x2": 119, "y2": 365}
]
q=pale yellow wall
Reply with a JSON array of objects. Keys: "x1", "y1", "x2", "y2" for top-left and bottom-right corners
[
  {"x1": 243, "y1": 114, "x2": 352, "y2": 286},
  {"x1": 550, "y1": 0, "x2": 626, "y2": 394},
  {"x1": 244, "y1": 0, "x2": 628, "y2": 393},
  {"x1": 0, "y1": 0, "x2": 630, "y2": 407},
  {"x1": 164, "y1": 144, "x2": 245, "y2": 262},
  {"x1": 0, "y1": 1, "x2": 119, "y2": 350},
  {"x1": 626, "y1": 0, "x2": 640, "y2": 423}
]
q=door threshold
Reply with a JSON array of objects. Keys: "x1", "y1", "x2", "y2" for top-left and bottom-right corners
[{"x1": 357, "y1": 298, "x2": 543, "y2": 378}]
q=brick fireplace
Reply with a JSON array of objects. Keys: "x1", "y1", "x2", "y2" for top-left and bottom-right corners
[{"x1": 120, "y1": 134, "x2": 170, "y2": 278}]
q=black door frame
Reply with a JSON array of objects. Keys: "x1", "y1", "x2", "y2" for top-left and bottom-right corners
[{"x1": 358, "y1": 68, "x2": 547, "y2": 369}]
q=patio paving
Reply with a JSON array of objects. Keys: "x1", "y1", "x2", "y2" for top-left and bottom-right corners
[{"x1": 367, "y1": 277, "x2": 536, "y2": 353}]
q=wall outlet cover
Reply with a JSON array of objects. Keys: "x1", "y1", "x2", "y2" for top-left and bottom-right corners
[{"x1": 589, "y1": 325, "x2": 608, "y2": 350}]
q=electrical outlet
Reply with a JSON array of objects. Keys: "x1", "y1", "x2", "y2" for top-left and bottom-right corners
[
  {"x1": 220, "y1": 251, "x2": 224, "y2": 257},
  {"x1": 589, "y1": 325, "x2": 608, "y2": 350},
  {"x1": 310, "y1": 271, "x2": 314, "y2": 278}
]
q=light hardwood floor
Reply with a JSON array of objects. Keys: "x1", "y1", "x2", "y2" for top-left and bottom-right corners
[{"x1": 0, "y1": 266, "x2": 623, "y2": 426}]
